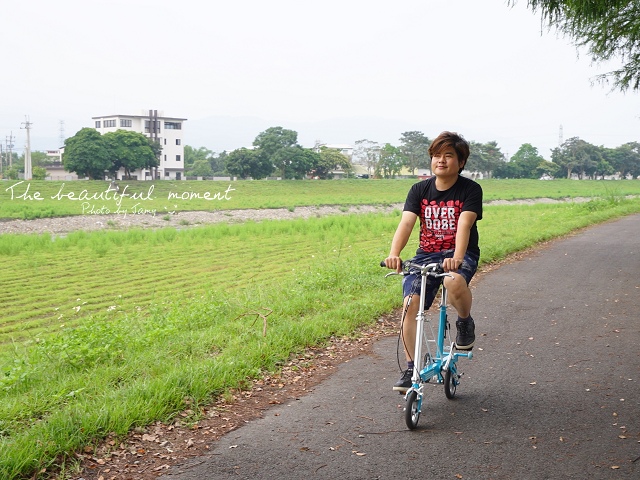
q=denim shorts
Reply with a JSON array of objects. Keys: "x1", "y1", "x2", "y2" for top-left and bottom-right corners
[{"x1": 402, "y1": 250, "x2": 479, "y2": 310}]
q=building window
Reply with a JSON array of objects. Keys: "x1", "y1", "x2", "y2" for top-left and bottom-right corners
[
  {"x1": 164, "y1": 138, "x2": 167, "y2": 145},
  {"x1": 165, "y1": 171, "x2": 170, "y2": 177},
  {"x1": 120, "y1": 119, "x2": 132, "y2": 127},
  {"x1": 103, "y1": 119, "x2": 116, "y2": 128},
  {"x1": 176, "y1": 155, "x2": 181, "y2": 162},
  {"x1": 176, "y1": 139, "x2": 181, "y2": 145},
  {"x1": 164, "y1": 122, "x2": 182, "y2": 130},
  {"x1": 164, "y1": 155, "x2": 167, "y2": 162},
  {"x1": 145, "y1": 120, "x2": 161, "y2": 133},
  {"x1": 95, "y1": 121, "x2": 101, "y2": 128}
]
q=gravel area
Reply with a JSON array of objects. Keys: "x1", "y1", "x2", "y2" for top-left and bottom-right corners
[{"x1": 0, "y1": 204, "x2": 405, "y2": 236}]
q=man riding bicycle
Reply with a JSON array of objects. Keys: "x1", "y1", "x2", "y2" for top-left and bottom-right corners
[{"x1": 383, "y1": 131, "x2": 483, "y2": 392}]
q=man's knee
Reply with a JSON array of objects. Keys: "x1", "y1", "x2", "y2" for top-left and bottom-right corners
[{"x1": 445, "y1": 273, "x2": 468, "y2": 291}]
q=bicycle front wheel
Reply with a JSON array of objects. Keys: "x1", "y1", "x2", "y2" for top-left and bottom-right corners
[{"x1": 405, "y1": 390, "x2": 421, "y2": 430}]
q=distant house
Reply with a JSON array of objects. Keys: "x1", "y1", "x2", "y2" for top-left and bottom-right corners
[
  {"x1": 92, "y1": 110, "x2": 187, "y2": 180},
  {"x1": 44, "y1": 149, "x2": 78, "y2": 180},
  {"x1": 314, "y1": 143, "x2": 353, "y2": 158}
]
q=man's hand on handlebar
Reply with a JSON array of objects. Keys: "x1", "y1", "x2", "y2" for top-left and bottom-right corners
[
  {"x1": 442, "y1": 257, "x2": 463, "y2": 273},
  {"x1": 383, "y1": 256, "x2": 403, "y2": 273}
]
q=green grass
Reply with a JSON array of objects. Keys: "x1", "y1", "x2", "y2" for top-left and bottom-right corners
[
  {"x1": 2, "y1": 178, "x2": 640, "y2": 219},
  {"x1": 0, "y1": 181, "x2": 639, "y2": 479}
]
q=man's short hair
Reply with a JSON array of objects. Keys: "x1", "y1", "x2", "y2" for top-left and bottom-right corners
[{"x1": 428, "y1": 131, "x2": 470, "y2": 172}]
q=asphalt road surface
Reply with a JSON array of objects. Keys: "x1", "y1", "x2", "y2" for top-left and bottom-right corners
[{"x1": 161, "y1": 214, "x2": 640, "y2": 480}]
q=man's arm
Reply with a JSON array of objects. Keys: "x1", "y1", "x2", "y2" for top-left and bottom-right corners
[
  {"x1": 385, "y1": 211, "x2": 418, "y2": 272},
  {"x1": 442, "y1": 210, "x2": 477, "y2": 272}
]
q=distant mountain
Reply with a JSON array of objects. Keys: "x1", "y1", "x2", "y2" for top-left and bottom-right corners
[{"x1": 184, "y1": 115, "x2": 430, "y2": 152}]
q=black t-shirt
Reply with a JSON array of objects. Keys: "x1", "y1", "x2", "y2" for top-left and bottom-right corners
[{"x1": 403, "y1": 175, "x2": 483, "y2": 256}]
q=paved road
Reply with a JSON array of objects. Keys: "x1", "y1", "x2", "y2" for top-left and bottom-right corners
[{"x1": 161, "y1": 215, "x2": 640, "y2": 480}]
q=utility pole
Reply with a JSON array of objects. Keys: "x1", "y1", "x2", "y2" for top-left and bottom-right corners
[
  {"x1": 22, "y1": 117, "x2": 33, "y2": 180},
  {"x1": 558, "y1": 124, "x2": 564, "y2": 147},
  {"x1": 0, "y1": 144, "x2": 3, "y2": 174},
  {"x1": 6, "y1": 132, "x2": 14, "y2": 168},
  {"x1": 59, "y1": 120, "x2": 65, "y2": 147}
]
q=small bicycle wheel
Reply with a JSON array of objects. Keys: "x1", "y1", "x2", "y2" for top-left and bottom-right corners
[
  {"x1": 404, "y1": 390, "x2": 421, "y2": 429},
  {"x1": 444, "y1": 368, "x2": 457, "y2": 399}
]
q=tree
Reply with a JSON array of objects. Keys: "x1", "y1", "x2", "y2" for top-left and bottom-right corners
[
  {"x1": 184, "y1": 146, "x2": 213, "y2": 171},
  {"x1": 185, "y1": 146, "x2": 228, "y2": 175},
  {"x1": 466, "y1": 141, "x2": 507, "y2": 177},
  {"x1": 493, "y1": 158, "x2": 521, "y2": 179},
  {"x1": 514, "y1": 0, "x2": 640, "y2": 91},
  {"x1": 212, "y1": 151, "x2": 228, "y2": 175},
  {"x1": 6, "y1": 166, "x2": 20, "y2": 180},
  {"x1": 187, "y1": 160, "x2": 214, "y2": 177},
  {"x1": 225, "y1": 148, "x2": 274, "y2": 179},
  {"x1": 63, "y1": 128, "x2": 111, "y2": 179},
  {"x1": 184, "y1": 146, "x2": 212, "y2": 166},
  {"x1": 378, "y1": 144, "x2": 406, "y2": 178},
  {"x1": 184, "y1": 146, "x2": 216, "y2": 177},
  {"x1": 272, "y1": 146, "x2": 320, "y2": 179},
  {"x1": 551, "y1": 136, "x2": 602, "y2": 178},
  {"x1": 510, "y1": 143, "x2": 547, "y2": 179},
  {"x1": 537, "y1": 159, "x2": 561, "y2": 178},
  {"x1": 399, "y1": 131, "x2": 431, "y2": 174},
  {"x1": 591, "y1": 151, "x2": 615, "y2": 179},
  {"x1": 604, "y1": 142, "x2": 640, "y2": 178},
  {"x1": 252, "y1": 127, "x2": 299, "y2": 178},
  {"x1": 104, "y1": 130, "x2": 158, "y2": 179},
  {"x1": 32, "y1": 166, "x2": 47, "y2": 180},
  {"x1": 292, "y1": 148, "x2": 321, "y2": 179},
  {"x1": 30, "y1": 151, "x2": 49, "y2": 167},
  {"x1": 314, "y1": 147, "x2": 353, "y2": 179},
  {"x1": 353, "y1": 139, "x2": 381, "y2": 177}
]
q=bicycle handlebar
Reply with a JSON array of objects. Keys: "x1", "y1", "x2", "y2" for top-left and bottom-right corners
[{"x1": 380, "y1": 259, "x2": 445, "y2": 276}]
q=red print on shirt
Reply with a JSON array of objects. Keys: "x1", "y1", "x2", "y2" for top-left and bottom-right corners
[{"x1": 419, "y1": 199, "x2": 463, "y2": 252}]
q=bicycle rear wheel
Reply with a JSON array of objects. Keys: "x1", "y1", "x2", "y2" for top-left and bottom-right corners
[{"x1": 404, "y1": 390, "x2": 421, "y2": 429}]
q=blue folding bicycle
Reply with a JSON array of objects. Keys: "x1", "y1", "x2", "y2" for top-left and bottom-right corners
[{"x1": 383, "y1": 260, "x2": 473, "y2": 430}]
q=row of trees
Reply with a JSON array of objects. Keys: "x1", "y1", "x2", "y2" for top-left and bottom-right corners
[
  {"x1": 181, "y1": 130, "x2": 434, "y2": 180},
  {"x1": 1, "y1": 151, "x2": 49, "y2": 180},
  {"x1": 183, "y1": 127, "x2": 353, "y2": 180},
  {"x1": 487, "y1": 138, "x2": 640, "y2": 180},
  {"x1": 3, "y1": 126, "x2": 639, "y2": 181},
  {"x1": 183, "y1": 127, "x2": 640, "y2": 180}
]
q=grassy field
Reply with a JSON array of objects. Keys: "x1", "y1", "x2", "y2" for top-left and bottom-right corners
[
  {"x1": 2, "y1": 178, "x2": 640, "y2": 219},
  {"x1": 1, "y1": 179, "x2": 639, "y2": 479}
]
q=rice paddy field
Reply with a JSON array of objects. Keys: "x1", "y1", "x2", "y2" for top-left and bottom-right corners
[{"x1": 1, "y1": 178, "x2": 639, "y2": 479}]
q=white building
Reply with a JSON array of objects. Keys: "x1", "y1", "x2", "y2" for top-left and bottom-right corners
[
  {"x1": 314, "y1": 143, "x2": 353, "y2": 158},
  {"x1": 44, "y1": 148, "x2": 79, "y2": 180},
  {"x1": 92, "y1": 110, "x2": 187, "y2": 180}
]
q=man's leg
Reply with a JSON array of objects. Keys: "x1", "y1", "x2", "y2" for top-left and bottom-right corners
[
  {"x1": 393, "y1": 294, "x2": 420, "y2": 392},
  {"x1": 444, "y1": 273, "x2": 475, "y2": 349},
  {"x1": 401, "y1": 294, "x2": 420, "y2": 361}
]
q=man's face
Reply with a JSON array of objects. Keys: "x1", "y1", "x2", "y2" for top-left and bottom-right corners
[{"x1": 431, "y1": 146, "x2": 463, "y2": 178}]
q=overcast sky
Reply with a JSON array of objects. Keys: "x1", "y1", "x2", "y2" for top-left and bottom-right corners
[{"x1": 2, "y1": 0, "x2": 638, "y2": 159}]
